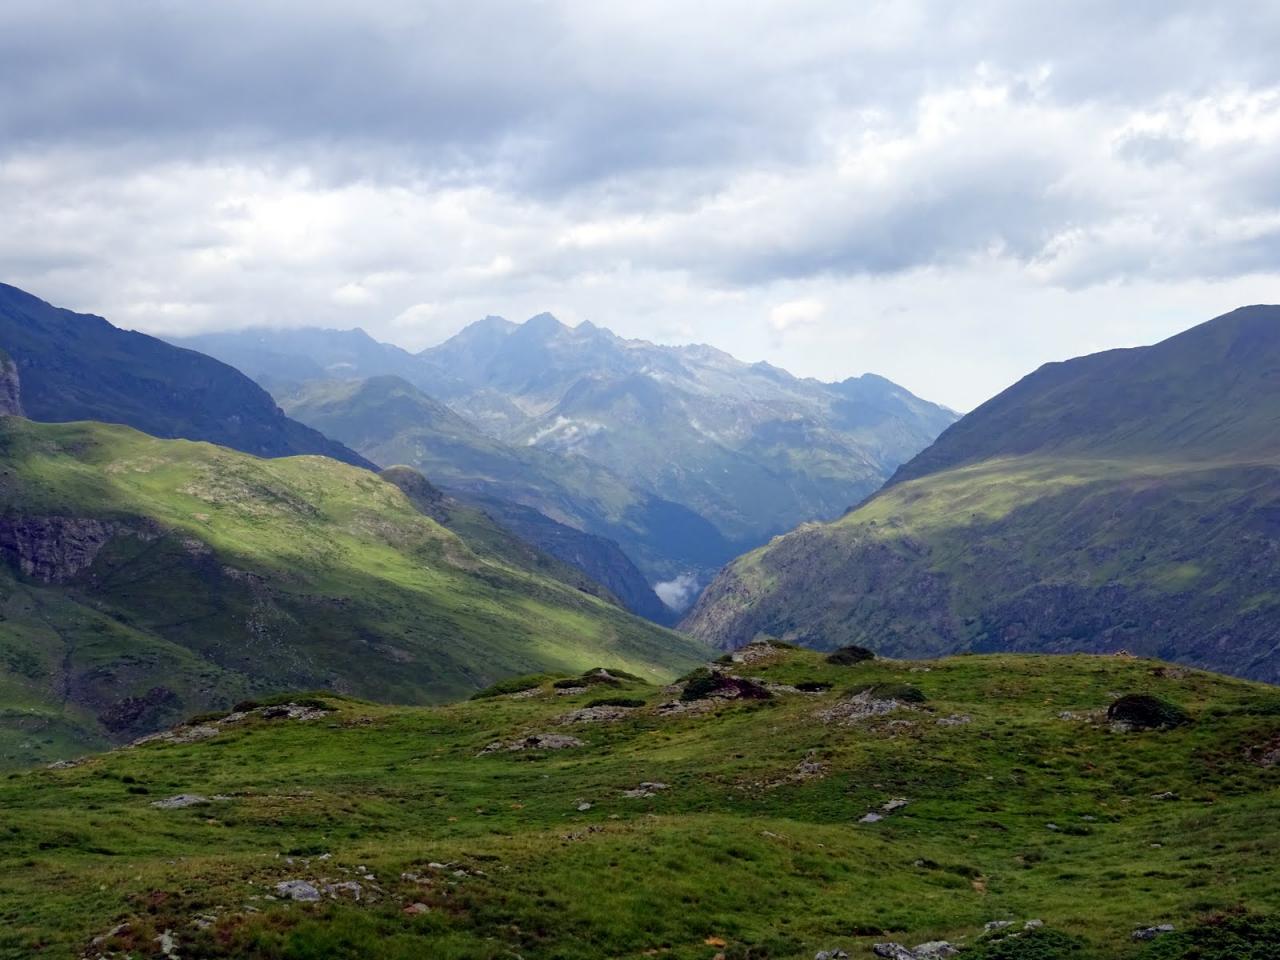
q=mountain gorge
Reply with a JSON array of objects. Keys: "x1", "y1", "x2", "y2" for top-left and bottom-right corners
[
  {"x1": 178, "y1": 315, "x2": 956, "y2": 607},
  {"x1": 685, "y1": 306, "x2": 1280, "y2": 683}
]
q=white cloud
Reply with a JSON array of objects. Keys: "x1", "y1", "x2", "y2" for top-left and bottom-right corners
[
  {"x1": 769, "y1": 298, "x2": 826, "y2": 332},
  {"x1": 3, "y1": 2, "x2": 1280, "y2": 410}
]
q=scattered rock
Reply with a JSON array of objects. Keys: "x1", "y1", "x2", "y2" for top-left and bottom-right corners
[
  {"x1": 1045, "y1": 823, "x2": 1060, "y2": 831},
  {"x1": 859, "y1": 812, "x2": 884, "y2": 824},
  {"x1": 984, "y1": 920, "x2": 1014, "y2": 933},
  {"x1": 730, "y1": 638, "x2": 785, "y2": 665},
  {"x1": 655, "y1": 698, "x2": 717, "y2": 717},
  {"x1": 555, "y1": 687, "x2": 588, "y2": 696},
  {"x1": 150, "y1": 794, "x2": 209, "y2": 809},
  {"x1": 935, "y1": 714, "x2": 971, "y2": 726},
  {"x1": 576, "y1": 801, "x2": 592, "y2": 812},
  {"x1": 403, "y1": 902, "x2": 429, "y2": 915},
  {"x1": 815, "y1": 950, "x2": 849, "y2": 960},
  {"x1": 872, "y1": 943, "x2": 916, "y2": 960},
  {"x1": 621, "y1": 782, "x2": 670, "y2": 799},
  {"x1": 558, "y1": 705, "x2": 638, "y2": 724},
  {"x1": 882, "y1": 798, "x2": 910, "y2": 813},
  {"x1": 324, "y1": 880, "x2": 363, "y2": 900},
  {"x1": 817, "y1": 691, "x2": 911, "y2": 725},
  {"x1": 154, "y1": 929, "x2": 178, "y2": 958},
  {"x1": 913, "y1": 942, "x2": 957, "y2": 959},
  {"x1": 1024, "y1": 920, "x2": 1044, "y2": 931},
  {"x1": 1132, "y1": 925, "x2": 1175, "y2": 941},
  {"x1": 479, "y1": 733, "x2": 585, "y2": 754},
  {"x1": 1151, "y1": 791, "x2": 1178, "y2": 800},
  {"x1": 275, "y1": 880, "x2": 321, "y2": 902}
]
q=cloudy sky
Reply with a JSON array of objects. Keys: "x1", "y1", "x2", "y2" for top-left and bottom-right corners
[{"x1": 3, "y1": 1, "x2": 1279, "y2": 410}]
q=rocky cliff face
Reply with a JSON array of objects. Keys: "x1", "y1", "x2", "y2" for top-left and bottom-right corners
[
  {"x1": 0, "y1": 353, "x2": 22, "y2": 416},
  {"x1": 0, "y1": 516, "x2": 144, "y2": 583}
]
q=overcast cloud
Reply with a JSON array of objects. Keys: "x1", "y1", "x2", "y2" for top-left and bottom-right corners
[{"x1": 3, "y1": 0, "x2": 1280, "y2": 409}]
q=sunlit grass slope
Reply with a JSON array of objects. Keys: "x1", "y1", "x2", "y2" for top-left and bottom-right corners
[{"x1": 0, "y1": 418, "x2": 705, "y2": 766}]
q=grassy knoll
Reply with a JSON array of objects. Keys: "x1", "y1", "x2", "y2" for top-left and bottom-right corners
[{"x1": 2, "y1": 649, "x2": 1276, "y2": 959}]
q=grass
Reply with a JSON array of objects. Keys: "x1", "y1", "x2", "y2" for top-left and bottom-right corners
[
  {"x1": 0, "y1": 418, "x2": 706, "y2": 768},
  {"x1": 1, "y1": 650, "x2": 1276, "y2": 959}
]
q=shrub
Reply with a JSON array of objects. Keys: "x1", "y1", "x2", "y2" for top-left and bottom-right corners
[
  {"x1": 795, "y1": 681, "x2": 833, "y2": 692},
  {"x1": 963, "y1": 929, "x2": 1086, "y2": 959},
  {"x1": 587, "y1": 697, "x2": 646, "y2": 708},
  {"x1": 470, "y1": 674, "x2": 553, "y2": 700},
  {"x1": 1108, "y1": 694, "x2": 1191, "y2": 730},
  {"x1": 1140, "y1": 911, "x2": 1280, "y2": 960},
  {"x1": 826, "y1": 645, "x2": 876, "y2": 665},
  {"x1": 681, "y1": 670, "x2": 771, "y2": 702}
]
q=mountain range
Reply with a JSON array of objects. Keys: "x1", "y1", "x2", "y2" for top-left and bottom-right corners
[
  {"x1": 176, "y1": 316, "x2": 956, "y2": 605},
  {"x1": 685, "y1": 305, "x2": 1280, "y2": 683}
]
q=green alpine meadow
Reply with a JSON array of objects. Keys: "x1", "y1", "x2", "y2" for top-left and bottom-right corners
[
  {"x1": 6, "y1": 5, "x2": 1280, "y2": 958},
  {"x1": 0, "y1": 416, "x2": 704, "y2": 767},
  {"x1": 1, "y1": 645, "x2": 1276, "y2": 960}
]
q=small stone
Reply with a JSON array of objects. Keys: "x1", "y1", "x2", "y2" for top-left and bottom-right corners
[
  {"x1": 275, "y1": 880, "x2": 321, "y2": 902},
  {"x1": 1045, "y1": 822, "x2": 1060, "y2": 831},
  {"x1": 404, "y1": 902, "x2": 429, "y2": 915},
  {"x1": 815, "y1": 951, "x2": 849, "y2": 960},
  {"x1": 913, "y1": 942, "x2": 958, "y2": 959},
  {"x1": 984, "y1": 920, "x2": 1014, "y2": 932},
  {"x1": 577, "y1": 801, "x2": 592, "y2": 811},
  {"x1": 859, "y1": 812, "x2": 884, "y2": 824},
  {"x1": 1024, "y1": 920, "x2": 1044, "y2": 930},
  {"x1": 882, "y1": 798, "x2": 910, "y2": 813},
  {"x1": 1151, "y1": 791, "x2": 1178, "y2": 800},
  {"x1": 1132, "y1": 925, "x2": 1175, "y2": 941},
  {"x1": 324, "y1": 880, "x2": 363, "y2": 900},
  {"x1": 150, "y1": 794, "x2": 209, "y2": 809},
  {"x1": 872, "y1": 944, "x2": 916, "y2": 960}
]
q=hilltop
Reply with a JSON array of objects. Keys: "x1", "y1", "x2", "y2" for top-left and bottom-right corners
[
  {"x1": 685, "y1": 307, "x2": 1280, "y2": 683},
  {"x1": 2, "y1": 646, "x2": 1276, "y2": 959},
  {"x1": 0, "y1": 418, "x2": 704, "y2": 768},
  {"x1": 0, "y1": 284, "x2": 372, "y2": 469}
]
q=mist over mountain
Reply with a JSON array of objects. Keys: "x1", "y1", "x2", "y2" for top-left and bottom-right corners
[{"x1": 685, "y1": 305, "x2": 1280, "y2": 684}]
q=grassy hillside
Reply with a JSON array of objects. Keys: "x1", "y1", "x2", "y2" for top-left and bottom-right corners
[
  {"x1": 0, "y1": 283, "x2": 373, "y2": 469},
  {"x1": 1, "y1": 648, "x2": 1276, "y2": 959},
  {"x1": 0, "y1": 418, "x2": 705, "y2": 768},
  {"x1": 685, "y1": 307, "x2": 1280, "y2": 683},
  {"x1": 280, "y1": 375, "x2": 740, "y2": 583}
]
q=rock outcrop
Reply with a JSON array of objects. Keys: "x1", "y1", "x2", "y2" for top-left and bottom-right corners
[
  {"x1": 0, "y1": 351, "x2": 22, "y2": 416},
  {"x1": 0, "y1": 516, "x2": 136, "y2": 583}
]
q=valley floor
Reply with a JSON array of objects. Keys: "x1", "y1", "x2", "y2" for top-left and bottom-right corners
[{"x1": 2, "y1": 651, "x2": 1277, "y2": 960}]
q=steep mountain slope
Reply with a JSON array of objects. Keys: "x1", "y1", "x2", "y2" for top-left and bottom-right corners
[
  {"x1": 0, "y1": 284, "x2": 373, "y2": 469},
  {"x1": 684, "y1": 307, "x2": 1280, "y2": 683},
  {"x1": 177, "y1": 317, "x2": 955, "y2": 577},
  {"x1": 377, "y1": 464, "x2": 633, "y2": 611},
  {"x1": 4, "y1": 647, "x2": 1277, "y2": 959},
  {"x1": 279, "y1": 375, "x2": 733, "y2": 601},
  {"x1": 0, "y1": 418, "x2": 705, "y2": 767}
]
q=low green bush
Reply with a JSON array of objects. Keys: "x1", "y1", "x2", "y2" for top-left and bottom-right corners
[
  {"x1": 963, "y1": 928, "x2": 1086, "y2": 959},
  {"x1": 470, "y1": 674, "x2": 553, "y2": 700},
  {"x1": 1108, "y1": 694, "x2": 1191, "y2": 729},
  {"x1": 586, "y1": 697, "x2": 646, "y2": 709},
  {"x1": 1141, "y1": 912, "x2": 1280, "y2": 960},
  {"x1": 826, "y1": 644, "x2": 876, "y2": 665}
]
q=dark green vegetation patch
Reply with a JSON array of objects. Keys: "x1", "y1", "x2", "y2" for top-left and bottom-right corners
[
  {"x1": 1108, "y1": 694, "x2": 1191, "y2": 730},
  {"x1": 826, "y1": 644, "x2": 877, "y2": 665}
]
